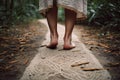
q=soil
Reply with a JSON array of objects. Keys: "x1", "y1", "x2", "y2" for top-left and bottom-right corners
[
  {"x1": 74, "y1": 25, "x2": 120, "y2": 80},
  {"x1": 0, "y1": 20, "x2": 47, "y2": 80}
]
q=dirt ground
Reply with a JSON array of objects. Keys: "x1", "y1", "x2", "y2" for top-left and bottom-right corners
[
  {"x1": 0, "y1": 20, "x2": 47, "y2": 80},
  {"x1": 74, "y1": 25, "x2": 120, "y2": 80},
  {"x1": 0, "y1": 20, "x2": 120, "y2": 80}
]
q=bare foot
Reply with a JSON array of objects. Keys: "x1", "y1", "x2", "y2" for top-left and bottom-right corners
[
  {"x1": 63, "y1": 38, "x2": 76, "y2": 50},
  {"x1": 63, "y1": 42, "x2": 75, "y2": 50},
  {"x1": 46, "y1": 42, "x2": 58, "y2": 49},
  {"x1": 46, "y1": 36, "x2": 58, "y2": 49}
]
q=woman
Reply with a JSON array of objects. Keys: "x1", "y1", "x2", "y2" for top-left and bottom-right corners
[{"x1": 39, "y1": 0, "x2": 87, "y2": 50}]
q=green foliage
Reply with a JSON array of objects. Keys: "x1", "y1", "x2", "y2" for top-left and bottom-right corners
[
  {"x1": 13, "y1": 0, "x2": 39, "y2": 23},
  {"x1": 58, "y1": 7, "x2": 65, "y2": 22},
  {"x1": 87, "y1": 0, "x2": 120, "y2": 30},
  {"x1": 0, "y1": 0, "x2": 42, "y2": 25},
  {"x1": 0, "y1": 0, "x2": 120, "y2": 31}
]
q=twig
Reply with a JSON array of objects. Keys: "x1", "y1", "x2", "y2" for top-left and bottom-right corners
[
  {"x1": 81, "y1": 68, "x2": 104, "y2": 71},
  {"x1": 40, "y1": 45, "x2": 46, "y2": 47},
  {"x1": 71, "y1": 62, "x2": 89, "y2": 67}
]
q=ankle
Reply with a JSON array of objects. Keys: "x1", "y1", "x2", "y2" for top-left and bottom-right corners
[
  {"x1": 64, "y1": 36, "x2": 71, "y2": 42},
  {"x1": 64, "y1": 39, "x2": 72, "y2": 46},
  {"x1": 51, "y1": 34, "x2": 58, "y2": 39}
]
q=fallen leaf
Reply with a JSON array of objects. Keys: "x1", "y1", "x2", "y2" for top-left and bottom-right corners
[
  {"x1": 20, "y1": 48, "x2": 24, "y2": 52},
  {"x1": 1, "y1": 43, "x2": 9, "y2": 47},
  {"x1": 20, "y1": 41, "x2": 26, "y2": 45},
  {"x1": 106, "y1": 36, "x2": 113, "y2": 39},
  {"x1": 5, "y1": 65, "x2": 13, "y2": 70},
  {"x1": 9, "y1": 60, "x2": 18, "y2": 64},
  {"x1": 104, "y1": 49, "x2": 111, "y2": 53},
  {"x1": 85, "y1": 41, "x2": 98, "y2": 45},
  {"x1": 98, "y1": 43, "x2": 109, "y2": 48},
  {"x1": 108, "y1": 63, "x2": 120, "y2": 67},
  {"x1": 24, "y1": 59, "x2": 29, "y2": 65},
  {"x1": 0, "y1": 51, "x2": 7, "y2": 56}
]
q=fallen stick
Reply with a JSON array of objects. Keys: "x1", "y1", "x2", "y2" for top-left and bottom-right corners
[
  {"x1": 81, "y1": 68, "x2": 104, "y2": 71},
  {"x1": 71, "y1": 62, "x2": 89, "y2": 67}
]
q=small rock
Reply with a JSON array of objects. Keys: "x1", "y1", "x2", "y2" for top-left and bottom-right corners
[{"x1": 41, "y1": 57, "x2": 46, "y2": 59}]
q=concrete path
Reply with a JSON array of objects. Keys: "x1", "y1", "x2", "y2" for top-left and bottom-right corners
[{"x1": 20, "y1": 19, "x2": 111, "y2": 80}]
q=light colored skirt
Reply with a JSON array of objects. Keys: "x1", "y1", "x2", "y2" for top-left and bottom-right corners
[{"x1": 39, "y1": 0, "x2": 87, "y2": 19}]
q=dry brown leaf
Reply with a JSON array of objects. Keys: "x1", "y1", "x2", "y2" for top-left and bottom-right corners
[
  {"x1": 23, "y1": 32, "x2": 32, "y2": 37},
  {"x1": 20, "y1": 41, "x2": 26, "y2": 45},
  {"x1": 9, "y1": 60, "x2": 18, "y2": 64},
  {"x1": 98, "y1": 43, "x2": 109, "y2": 48},
  {"x1": 0, "y1": 51, "x2": 7, "y2": 56},
  {"x1": 108, "y1": 63, "x2": 120, "y2": 67},
  {"x1": 84, "y1": 41, "x2": 98, "y2": 45},
  {"x1": 20, "y1": 48, "x2": 24, "y2": 52},
  {"x1": 18, "y1": 38, "x2": 26, "y2": 42},
  {"x1": 104, "y1": 49, "x2": 111, "y2": 53},
  {"x1": 106, "y1": 36, "x2": 113, "y2": 39},
  {"x1": 24, "y1": 59, "x2": 29, "y2": 65},
  {"x1": 1, "y1": 43, "x2": 9, "y2": 47},
  {"x1": 5, "y1": 65, "x2": 13, "y2": 70}
]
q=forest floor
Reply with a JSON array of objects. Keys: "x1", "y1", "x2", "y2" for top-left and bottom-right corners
[
  {"x1": 0, "y1": 20, "x2": 47, "y2": 80},
  {"x1": 74, "y1": 25, "x2": 120, "y2": 80},
  {"x1": 0, "y1": 20, "x2": 120, "y2": 80}
]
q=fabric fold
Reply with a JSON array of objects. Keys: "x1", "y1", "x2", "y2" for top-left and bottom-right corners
[{"x1": 39, "y1": 0, "x2": 87, "y2": 19}]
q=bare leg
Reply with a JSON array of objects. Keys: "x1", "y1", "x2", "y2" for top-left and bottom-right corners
[
  {"x1": 63, "y1": 9, "x2": 77, "y2": 50},
  {"x1": 46, "y1": 4, "x2": 58, "y2": 49}
]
